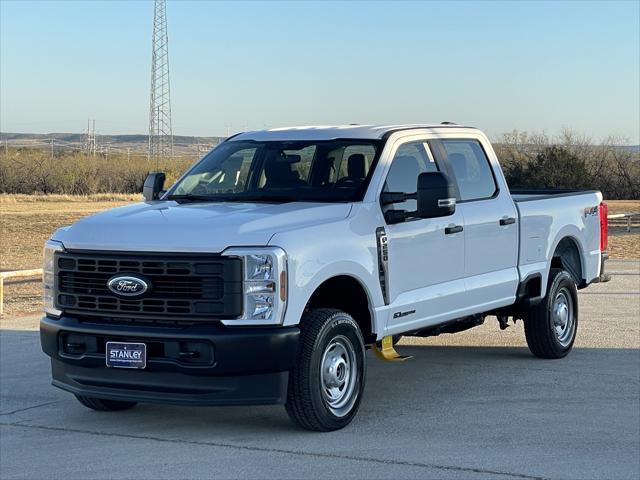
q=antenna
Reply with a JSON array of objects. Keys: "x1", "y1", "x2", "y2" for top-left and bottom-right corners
[{"x1": 148, "y1": 0, "x2": 173, "y2": 165}]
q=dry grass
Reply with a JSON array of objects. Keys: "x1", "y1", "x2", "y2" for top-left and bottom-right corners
[
  {"x1": 1, "y1": 195, "x2": 137, "y2": 316},
  {"x1": 606, "y1": 200, "x2": 640, "y2": 260},
  {"x1": 0, "y1": 193, "x2": 141, "y2": 203},
  {"x1": 0, "y1": 196, "x2": 638, "y2": 317},
  {"x1": 606, "y1": 200, "x2": 640, "y2": 215}
]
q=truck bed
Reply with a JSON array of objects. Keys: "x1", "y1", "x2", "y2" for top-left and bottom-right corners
[{"x1": 511, "y1": 188, "x2": 603, "y2": 293}]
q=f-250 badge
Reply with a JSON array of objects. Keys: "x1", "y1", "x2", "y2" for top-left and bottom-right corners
[{"x1": 584, "y1": 206, "x2": 598, "y2": 217}]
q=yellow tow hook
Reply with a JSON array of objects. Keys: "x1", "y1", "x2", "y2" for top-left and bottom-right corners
[{"x1": 372, "y1": 336, "x2": 412, "y2": 362}]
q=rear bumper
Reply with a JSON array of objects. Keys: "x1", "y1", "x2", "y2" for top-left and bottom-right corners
[
  {"x1": 40, "y1": 316, "x2": 299, "y2": 406},
  {"x1": 594, "y1": 251, "x2": 611, "y2": 283}
]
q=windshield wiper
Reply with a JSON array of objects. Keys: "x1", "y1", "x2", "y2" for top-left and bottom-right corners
[
  {"x1": 166, "y1": 193, "x2": 293, "y2": 204},
  {"x1": 238, "y1": 194, "x2": 294, "y2": 203},
  {"x1": 167, "y1": 193, "x2": 228, "y2": 202}
]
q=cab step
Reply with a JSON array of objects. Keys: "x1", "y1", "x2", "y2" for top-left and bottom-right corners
[{"x1": 372, "y1": 336, "x2": 412, "y2": 362}]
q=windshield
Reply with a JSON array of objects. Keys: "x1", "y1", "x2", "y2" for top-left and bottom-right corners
[{"x1": 167, "y1": 139, "x2": 382, "y2": 202}]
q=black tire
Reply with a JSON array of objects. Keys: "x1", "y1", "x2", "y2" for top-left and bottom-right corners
[
  {"x1": 75, "y1": 394, "x2": 137, "y2": 412},
  {"x1": 524, "y1": 268, "x2": 578, "y2": 359},
  {"x1": 285, "y1": 308, "x2": 366, "y2": 431}
]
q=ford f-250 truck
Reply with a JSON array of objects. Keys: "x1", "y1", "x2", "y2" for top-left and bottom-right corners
[{"x1": 41, "y1": 124, "x2": 610, "y2": 431}]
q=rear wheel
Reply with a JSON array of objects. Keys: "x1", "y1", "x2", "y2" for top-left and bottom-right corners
[
  {"x1": 75, "y1": 395, "x2": 137, "y2": 412},
  {"x1": 524, "y1": 269, "x2": 578, "y2": 359},
  {"x1": 285, "y1": 308, "x2": 366, "y2": 431}
]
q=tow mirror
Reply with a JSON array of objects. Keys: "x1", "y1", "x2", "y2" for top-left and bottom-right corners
[
  {"x1": 416, "y1": 172, "x2": 456, "y2": 218},
  {"x1": 143, "y1": 172, "x2": 166, "y2": 201}
]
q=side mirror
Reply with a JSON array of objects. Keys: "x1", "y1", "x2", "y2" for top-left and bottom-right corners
[
  {"x1": 143, "y1": 172, "x2": 166, "y2": 201},
  {"x1": 417, "y1": 172, "x2": 456, "y2": 218}
]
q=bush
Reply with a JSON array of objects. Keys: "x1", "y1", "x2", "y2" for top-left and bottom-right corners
[
  {"x1": 506, "y1": 146, "x2": 592, "y2": 190},
  {"x1": 0, "y1": 149, "x2": 194, "y2": 195},
  {"x1": 494, "y1": 130, "x2": 640, "y2": 199}
]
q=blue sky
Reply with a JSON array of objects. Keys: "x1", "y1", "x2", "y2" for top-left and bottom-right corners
[{"x1": 1, "y1": 0, "x2": 639, "y2": 141}]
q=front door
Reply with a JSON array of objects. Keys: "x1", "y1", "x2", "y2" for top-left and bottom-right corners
[{"x1": 382, "y1": 139, "x2": 467, "y2": 335}]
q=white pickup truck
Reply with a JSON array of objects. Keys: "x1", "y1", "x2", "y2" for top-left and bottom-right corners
[{"x1": 41, "y1": 124, "x2": 610, "y2": 431}]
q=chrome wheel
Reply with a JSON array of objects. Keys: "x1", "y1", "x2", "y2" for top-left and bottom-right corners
[
  {"x1": 320, "y1": 335, "x2": 358, "y2": 417},
  {"x1": 552, "y1": 287, "x2": 575, "y2": 347}
]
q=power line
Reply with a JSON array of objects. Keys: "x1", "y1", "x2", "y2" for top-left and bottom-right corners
[{"x1": 148, "y1": 0, "x2": 173, "y2": 165}]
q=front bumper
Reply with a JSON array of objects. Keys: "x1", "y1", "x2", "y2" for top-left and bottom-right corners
[{"x1": 40, "y1": 316, "x2": 299, "y2": 406}]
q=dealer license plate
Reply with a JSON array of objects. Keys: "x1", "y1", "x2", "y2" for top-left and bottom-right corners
[{"x1": 105, "y1": 341, "x2": 146, "y2": 369}]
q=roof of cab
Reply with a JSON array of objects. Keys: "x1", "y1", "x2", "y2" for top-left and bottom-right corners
[{"x1": 229, "y1": 124, "x2": 477, "y2": 142}]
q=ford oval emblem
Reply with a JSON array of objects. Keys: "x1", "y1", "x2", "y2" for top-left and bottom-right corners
[{"x1": 107, "y1": 275, "x2": 149, "y2": 297}]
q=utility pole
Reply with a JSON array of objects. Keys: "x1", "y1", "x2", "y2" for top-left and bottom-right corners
[
  {"x1": 91, "y1": 120, "x2": 97, "y2": 156},
  {"x1": 84, "y1": 119, "x2": 89, "y2": 154},
  {"x1": 148, "y1": 0, "x2": 173, "y2": 166}
]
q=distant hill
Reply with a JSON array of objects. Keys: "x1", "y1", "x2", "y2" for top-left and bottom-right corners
[
  {"x1": 2, "y1": 132, "x2": 638, "y2": 155},
  {"x1": 0, "y1": 132, "x2": 225, "y2": 156},
  {"x1": 1, "y1": 132, "x2": 222, "y2": 143}
]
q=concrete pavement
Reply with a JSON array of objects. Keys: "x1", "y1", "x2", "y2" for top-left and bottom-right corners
[{"x1": 1, "y1": 260, "x2": 638, "y2": 479}]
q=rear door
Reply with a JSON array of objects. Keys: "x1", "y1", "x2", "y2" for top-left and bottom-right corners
[
  {"x1": 431, "y1": 138, "x2": 519, "y2": 312},
  {"x1": 382, "y1": 138, "x2": 467, "y2": 334}
]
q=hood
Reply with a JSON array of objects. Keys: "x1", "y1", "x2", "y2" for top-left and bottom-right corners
[{"x1": 53, "y1": 201, "x2": 352, "y2": 253}]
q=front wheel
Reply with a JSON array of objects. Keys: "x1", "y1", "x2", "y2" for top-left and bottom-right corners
[
  {"x1": 524, "y1": 268, "x2": 578, "y2": 359},
  {"x1": 285, "y1": 308, "x2": 366, "y2": 431}
]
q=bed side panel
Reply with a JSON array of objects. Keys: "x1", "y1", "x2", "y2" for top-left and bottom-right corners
[{"x1": 515, "y1": 191, "x2": 602, "y2": 291}]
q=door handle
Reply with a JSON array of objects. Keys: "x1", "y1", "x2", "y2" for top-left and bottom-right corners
[
  {"x1": 499, "y1": 217, "x2": 516, "y2": 226},
  {"x1": 445, "y1": 225, "x2": 463, "y2": 235}
]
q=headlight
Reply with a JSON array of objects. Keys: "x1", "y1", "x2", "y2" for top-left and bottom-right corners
[
  {"x1": 246, "y1": 254, "x2": 274, "y2": 280},
  {"x1": 43, "y1": 240, "x2": 64, "y2": 317},
  {"x1": 222, "y1": 247, "x2": 287, "y2": 325}
]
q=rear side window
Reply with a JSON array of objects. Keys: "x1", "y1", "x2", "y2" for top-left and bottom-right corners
[{"x1": 441, "y1": 140, "x2": 497, "y2": 201}]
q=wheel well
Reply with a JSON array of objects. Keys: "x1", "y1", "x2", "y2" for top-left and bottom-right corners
[
  {"x1": 551, "y1": 237, "x2": 583, "y2": 287},
  {"x1": 305, "y1": 276, "x2": 374, "y2": 343}
]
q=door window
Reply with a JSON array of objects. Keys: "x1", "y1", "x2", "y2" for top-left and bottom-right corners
[
  {"x1": 383, "y1": 142, "x2": 438, "y2": 211},
  {"x1": 441, "y1": 140, "x2": 497, "y2": 201}
]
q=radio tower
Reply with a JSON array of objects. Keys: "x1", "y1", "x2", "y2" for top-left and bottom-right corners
[
  {"x1": 148, "y1": 0, "x2": 173, "y2": 163},
  {"x1": 84, "y1": 119, "x2": 97, "y2": 156}
]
